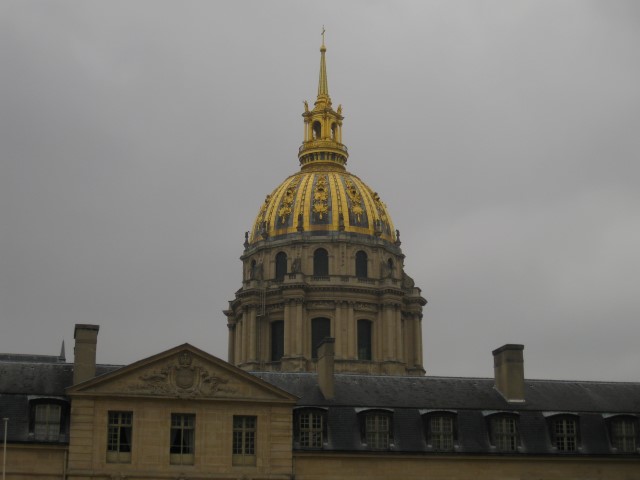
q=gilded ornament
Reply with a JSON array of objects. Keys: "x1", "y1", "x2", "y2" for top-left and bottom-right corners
[
  {"x1": 277, "y1": 177, "x2": 300, "y2": 225},
  {"x1": 312, "y1": 175, "x2": 329, "y2": 219},
  {"x1": 344, "y1": 178, "x2": 364, "y2": 223}
]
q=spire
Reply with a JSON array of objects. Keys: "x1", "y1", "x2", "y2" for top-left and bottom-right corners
[
  {"x1": 299, "y1": 31, "x2": 348, "y2": 170},
  {"x1": 317, "y1": 26, "x2": 329, "y2": 101},
  {"x1": 59, "y1": 340, "x2": 66, "y2": 362}
]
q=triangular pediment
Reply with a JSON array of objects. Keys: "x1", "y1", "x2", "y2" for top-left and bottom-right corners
[{"x1": 67, "y1": 344, "x2": 297, "y2": 403}]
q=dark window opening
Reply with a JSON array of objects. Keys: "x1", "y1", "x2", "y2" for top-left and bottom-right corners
[
  {"x1": 356, "y1": 250, "x2": 368, "y2": 278},
  {"x1": 271, "y1": 321, "x2": 284, "y2": 362},
  {"x1": 311, "y1": 317, "x2": 330, "y2": 359},
  {"x1": 275, "y1": 251, "x2": 287, "y2": 281},
  {"x1": 357, "y1": 320, "x2": 372, "y2": 361},
  {"x1": 313, "y1": 248, "x2": 329, "y2": 276},
  {"x1": 312, "y1": 121, "x2": 321, "y2": 140}
]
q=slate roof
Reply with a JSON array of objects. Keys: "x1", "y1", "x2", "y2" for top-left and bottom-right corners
[
  {"x1": 253, "y1": 372, "x2": 640, "y2": 455},
  {"x1": 2, "y1": 356, "x2": 639, "y2": 455},
  {"x1": 0, "y1": 359, "x2": 121, "y2": 443}
]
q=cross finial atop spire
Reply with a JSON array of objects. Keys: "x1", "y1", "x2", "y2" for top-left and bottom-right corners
[{"x1": 317, "y1": 27, "x2": 329, "y2": 99}]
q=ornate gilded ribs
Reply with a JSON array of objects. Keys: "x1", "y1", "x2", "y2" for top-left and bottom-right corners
[
  {"x1": 277, "y1": 177, "x2": 300, "y2": 226},
  {"x1": 344, "y1": 178, "x2": 367, "y2": 226},
  {"x1": 312, "y1": 174, "x2": 330, "y2": 222}
]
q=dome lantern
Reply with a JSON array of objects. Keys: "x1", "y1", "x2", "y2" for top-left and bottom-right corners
[{"x1": 299, "y1": 32, "x2": 348, "y2": 171}]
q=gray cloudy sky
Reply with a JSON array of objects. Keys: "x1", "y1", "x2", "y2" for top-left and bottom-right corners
[{"x1": 1, "y1": 1, "x2": 639, "y2": 382}]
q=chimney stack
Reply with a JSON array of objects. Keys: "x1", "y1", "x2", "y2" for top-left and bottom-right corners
[
  {"x1": 317, "y1": 337, "x2": 335, "y2": 400},
  {"x1": 492, "y1": 344, "x2": 525, "y2": 403},
  {"x1": 73, "y1": 324, "x2": 99, "y2": 385}
]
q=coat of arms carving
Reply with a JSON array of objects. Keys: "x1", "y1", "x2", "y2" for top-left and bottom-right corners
[{"x1": 132, "y1": 351, "x2": 230, "y2": 398}]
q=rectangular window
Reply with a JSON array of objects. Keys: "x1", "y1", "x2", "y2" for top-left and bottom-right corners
[
  {"x1": 271, "y1": 320, "x2": 284, "y2": 361},
  {"x1": 107, "y1": 411, "x2": 132, "y2": 463},
  {"x1": 365, "y1": 413, "x2": 390, "y2": 450},
  {"x1": 299, "y1": 411, "x2": 324, "y2": 448},
  {"x1": 429, "y1": 415, "x2": 454, "y2": 451},
  {"x1": 311, "y1": 318, "x2": 330, "y2": 359},
  {"x1": 552, "y1": 417, "x2": 577, "y2": 452},
  {"x1": 34, "y1": 404, "x2": 62, "y2": 441},
  {"x1": 611, "y1": 417, "x2": 637, "y2": 452},
  {"x1": 233, "y1": 416, "x2": 256, "y2": 466},
  {"x1": 170, "y1": 413, "x2": 195, "y2": 465},
  {"x1": 491, "y1": 416, "x2": 518, "y2": 452},
  {"x1": 357, "y1": 320, "x2": 372, "y2": 360}
]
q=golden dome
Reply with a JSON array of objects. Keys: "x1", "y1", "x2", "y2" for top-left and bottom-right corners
[
  {"x1": 249, "y1": 167, "x2": 396, "y2": 244},
  {"x1": 248, "y1": 36, "x2": 397, "y2": 246}
]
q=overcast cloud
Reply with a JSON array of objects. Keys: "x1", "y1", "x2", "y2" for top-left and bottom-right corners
[{"x1": 1, "y1": 1, "x2": 639, "y2": 381}]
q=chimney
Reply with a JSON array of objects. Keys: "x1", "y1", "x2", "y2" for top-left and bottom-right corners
[
  {"x1": 317, "y1": 337, "x2": 335, "y2": 400},
  {"x1": 492, "y1": 344, "x2": 525, "y2": 403},
  {"x1": 73, "y1": 324, "x2": 100, "y2": 384}
]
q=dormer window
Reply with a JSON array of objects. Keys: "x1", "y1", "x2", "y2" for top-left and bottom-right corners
[
  {"x1": 30, "y1": 399, "x2": 68, "y2": 442},
  {"x1": 424, "y1": 412, "x2": 456, "y2": 451},
  {"x1": 549, "y1": 415, "x2": 579, "y2": 452},
  {"x1": 359, "y1": 410, "x2": 392, "y2": 450},
  {"x1": 608, "y1": 416, "x2": 638, "y2": 452},
  {"x1": 295, "y1": 408, "x2": 326, "y2": 449},
  {"x1": 488, "y1": 414, "x2": 519, "y2": 452},
  {"x1": 34, "y1": 404, "x2": 62, "y2": 441}
]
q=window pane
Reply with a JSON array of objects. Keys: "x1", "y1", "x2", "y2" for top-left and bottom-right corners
[
  {"x1": 107, "y1": 411, "x2": 132, "y2": 463},
  {"x1": 299, "y1": 411, "x2": 324, "y2": 448},
  {"x1": 233, "y1": 416, "x2": 257, "y2": 466},
  {"x1": 611, "y1": 417, "x2": 637, "y2": 452},
  {"x1": 34, "y1": 404, "x2": 62, "y2": 442},
  {"x1": 170, "y1": 414, "x2": 195, "y2": 464},
  {"x1": 492, "y1": 416, "x2": 518, "y2": 452},
  {"x1": 553, "y1": 417, "x2": 577, "y2": 452},
  {"x1": 430, "y1": 415, "x2": 454, "y2": 451},
  {"x1": 365, "y1": 413, "x2": 389, "y2": 450}
]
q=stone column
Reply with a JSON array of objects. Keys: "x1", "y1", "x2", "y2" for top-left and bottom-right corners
[
  {"x1": 414, "y1": 314, "x2": 424, "y2": 368},
  {"x1": 347, "y1": 302, "x2": 356, "y2": 359},
  {"x1": 247, "y1": 307, "x2": 257, "y2": 362},
  {"x1": 227, "y1": 322, "x2": 236, "y2": 364},
  {"x1": 395, "y1": 305, "x2": 403, "y2": 364},
  {"x1": 295, "y1": 299, "x2": 304, "y2": 356},
  {"x1": 283, "y1": 300, "x2": 293, "y2": 357}
]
